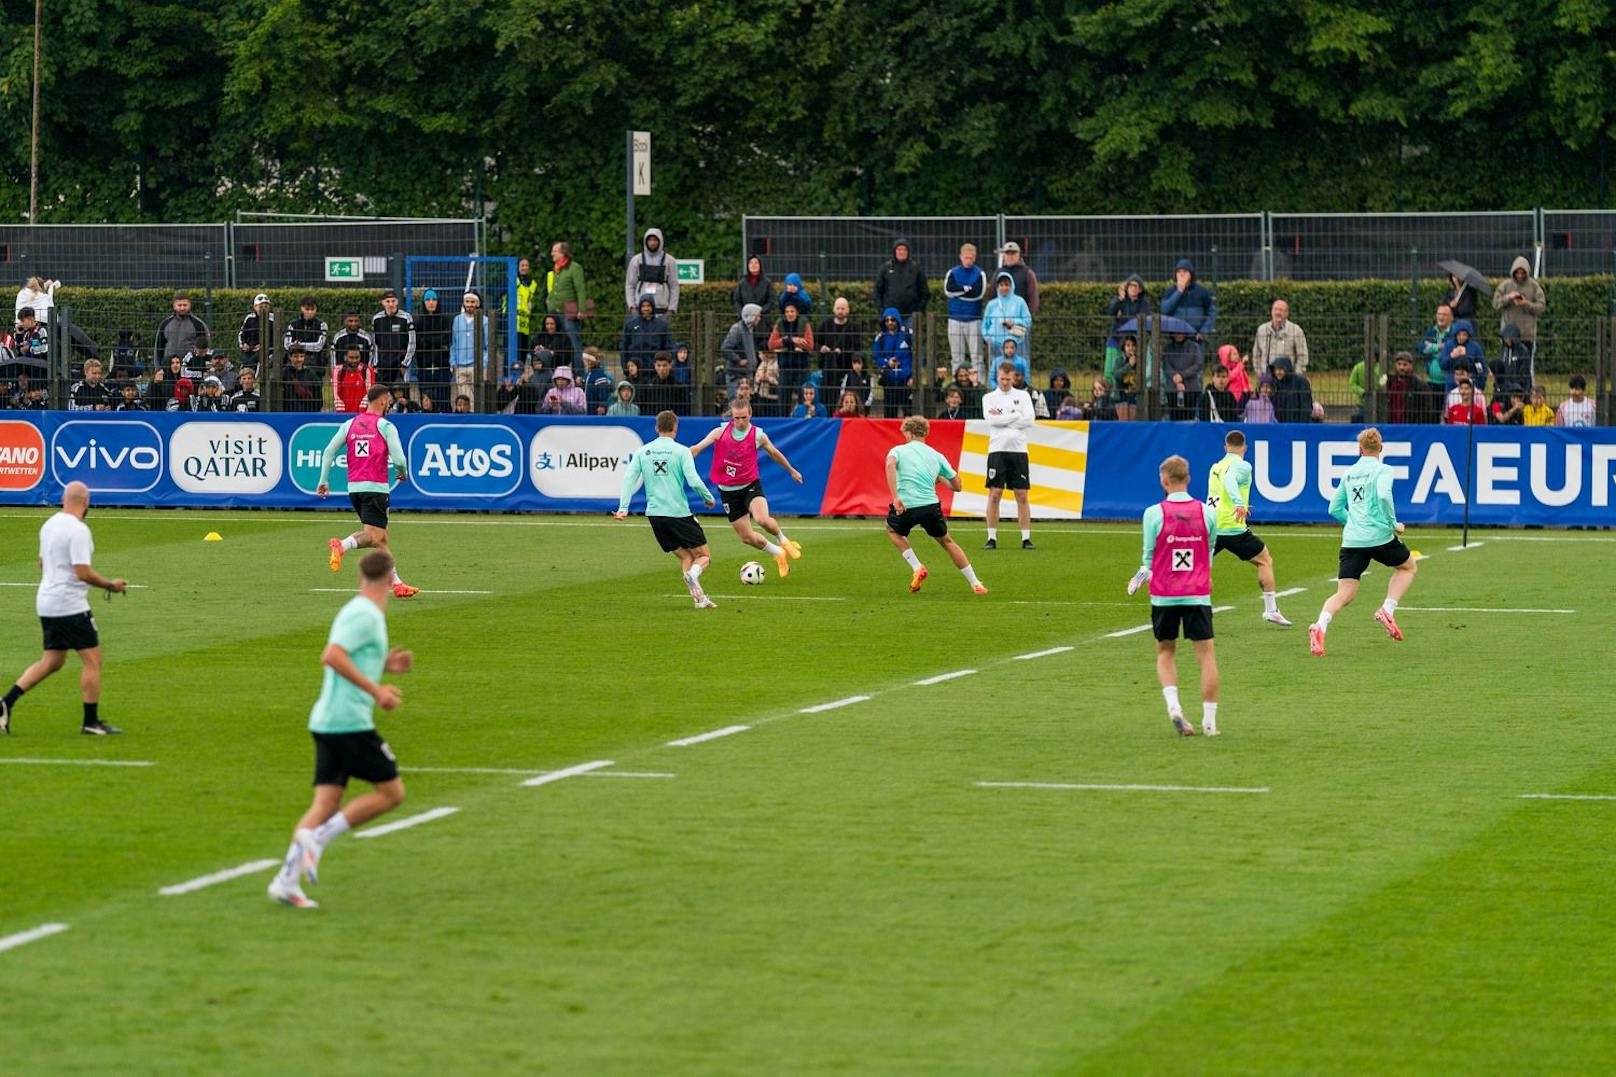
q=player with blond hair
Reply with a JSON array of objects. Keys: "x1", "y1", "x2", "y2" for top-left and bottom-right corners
[{"x1": 886, "y1": 416, "x2": 988, "y2": 595}]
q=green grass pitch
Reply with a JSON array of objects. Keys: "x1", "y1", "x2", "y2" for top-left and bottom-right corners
[{"x1": 1, "y1": 507, "x2": 1613, "y2": 1073}]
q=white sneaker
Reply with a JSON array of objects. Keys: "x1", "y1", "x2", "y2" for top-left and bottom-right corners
[
  {"x1": 1262, "y1": 610, "x2": 1293, "y2": 627},
  {"x1": 1170, "y1": 713, "x2": 1196, "y2": 737},
  {"x1": 1202, "y1": 720, "x2": 1221, "y2": 737},
  {"x1": 295, "y1": 828, "x2": 322, "y2": 885},
  {"x1": 268, "y1": 876, "x2": 319, "y2": 909}
]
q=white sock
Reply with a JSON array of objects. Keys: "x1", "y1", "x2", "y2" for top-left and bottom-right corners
[
  {"x1": 390, "y1": 568, "x2": 403, "y2": 585},
  {"x1": 340, "y1": 535, "x2": 360, "y2": 552},
  {"x1": 901, "y1": 548, "x2": 922, "y2": 570},
  {"x1": 960, "y1": 564, "x2": 981, "y2": 587},
  {"x1": 1262, "y1": 591, "x2": 1277, "y2": 614},
  {"x1": 1020, "y1": 528, "x2": 1031, "y2": 541},
  {"x1": 1317, "y1": 610, "x2": 1334, "y2": 630},
  {"x1": 762, "y1": 541, "x2": 783, "y2": 557},
  {"x1": 774, "y1": 526, "x2": 789, "y2": 542},
  {"x1": 1203, "y1": 701, "x2": 1219, "y2": 726},
  {"x1": 680, "y1": 570, "x2": 696, "y2": 596},
  {"x1": 276, "y1": 839, "x2": 302, "y2": 885},
  {"x1": 986, "y1": 528, "x2": 997, "y2": 541},
  {"x1": 313, "y1": 812, "x2": 351, "y2": 848},
  {"x1": 688, "y1": 562, "x2": 704, "y2": 580},
  {"x1": 1162, "y1": 685, "x2": 1182, "y2": 716},
  {"x1": 1381, "y1": 597, "x2": 1399, "y2": 615}
]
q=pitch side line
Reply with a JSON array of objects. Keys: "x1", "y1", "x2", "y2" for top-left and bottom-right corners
[
  {"x1": 0, "y1": 758, "x2": 155, "y2": 768},
  {"x1": 353, "y1": 806, "x2": 461, "y2": 839},
  {"x1": 159, "y1": 859, "x2": 281, "y2": 896},
  {"x1": 912, "y1": 669, "x2": 976, "y2": 686},
  {"x1": 1273, "y1": 586, "x2": 1308, "y2": 598},
  {"x1": 1105, "y1": 605, "x2": 1236, "y2": 638},
  {"x1": 1519, "y1": 793, "x2": 1616, "y2": 801},
  {"x1": 977, "y1": 781, "x2": 1270, "y2": 795},
  {"x1": 520, "y1": 760, "x2": 615, "y2": 787},
  {"x1": 1399, "y1": 606, "x2": 1575, "y2": 614},
  {"x1": 1011, "y1": 646, "x2": 1075, "y2": 660},
  {"x1": 0, "y1": 581, "x2": 150, "y2": 589},
  {"x1": 667, "y1": 725, "x2": 750, "y2": 747},
  {"x1": 308, "y1": 587, "x2": 494, "y2": 595},
  {"x1": 0, "y1": 923, "x2": 69, "y2": 955},
  {"x1": 1446, "y1": 542, "x2": 1485, "y2": 551},
  {"x1": 659, "y1": 593, "x2": 849, "y2": 602},
  {"x1": 799, "y1": 696, "x2": 871, "y2": 713}
]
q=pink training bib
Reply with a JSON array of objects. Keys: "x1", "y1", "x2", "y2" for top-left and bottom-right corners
[
  {"x1": 710, "y1": 423, "x2": 760, "y2": 486},
  {"x1": 345, "y1": 412, "x2": 390, "y2": 485},
  {"x1": 1150, "y1": 498, "x2": 1212, "y2": 599}
]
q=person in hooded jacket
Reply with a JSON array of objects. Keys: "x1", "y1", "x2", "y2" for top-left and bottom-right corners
[
  {"x1": 721, "y1": 304, "x2": 763, "y2": 392},
  {"x1": 540, "y1": 366, "x2": 587, "y2": 415},
  {"x1": 1044, "y1": 369, "x2": 1072, "y2": 416},
  {"x1": 413, "y1": 289, "x2": 454, "y2": 410},
  {"x1": 874, "y1": 239, "x2": 929, "y2": 330},
  {"x1": 1442, "y1": 272, "x2": 1478, "y2": 323},
  {"x1": 777, "y1": 272, "x2": 813, "y2": 320},
  {"x1": 1160, "y1": 259, "x2": 1217, "y2": 343},
  {"x1": 619, "y1": 294, "x2": 673, "y2": 378},
  {"x1": 1491, "y1": 323, "x2": 1534, "y2": 402},
  {"x1": 1492, "y1": 255, "x2": 1545, "y2": 347},
  {"x1": 530, "y1": 312, "x2": 574, "y2": 371},
  {"x1": 733, "y1": 256, "x2": 774, "y2": 319},
  {"x1": 671, "y1": 341, "x2": 693, "y2": 386},
  {"x1": 768, "y1": 298, "x2": 815, "y2": 392},
  {"x1": 981, "y1": 271, "x2": 1032, "y2": 362},
  {"x1": 1438, "y1": 319, "x2": 1487, "y2": 393},
  {"x1": 1270, "y1": 357, "x2": 1314, "y2": 422},
  {"x1": 943, "y1": 243, "x2": 988, "y2": 375},
  {"x1": 577, "y1": 347, "x2": 616, "y2": 415},
  {"x1": 624, "y1": 228, "x2": 678, "y2": 314},
  {"x1": 607, "y1": 380, "x2": 639, "y2": 417},
  {"x1": 872, "y1": 307, "x2": 914, "y2": 417},
  {"x1": 1106, "y1": 275, "x2": 1153, "y2": 369}
]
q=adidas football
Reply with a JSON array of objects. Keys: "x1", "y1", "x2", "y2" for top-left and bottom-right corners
[{"x1": 740, "y1": 560, "x2": 766, "y2": 585}]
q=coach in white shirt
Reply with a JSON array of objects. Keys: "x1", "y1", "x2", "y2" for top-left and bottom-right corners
[
  {"x1": 0, "y1": 481, "x2": 127, "y2": 736},
  {"x1": 981, "y1": 359, "x2": 1038, "y2": 550}
]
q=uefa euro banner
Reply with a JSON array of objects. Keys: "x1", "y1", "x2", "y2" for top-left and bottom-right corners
[{"x1": 0, "y1": 413, "x2": 1612, "y2": 526}]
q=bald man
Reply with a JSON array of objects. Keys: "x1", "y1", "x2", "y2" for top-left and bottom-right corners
[{"x1": 1, "y1": 482, "x2": 128, "y2": 735}]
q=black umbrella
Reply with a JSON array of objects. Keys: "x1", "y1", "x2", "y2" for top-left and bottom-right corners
[{"x1": 1438, "y1": 260, "x2": 1491, "y2": 292}]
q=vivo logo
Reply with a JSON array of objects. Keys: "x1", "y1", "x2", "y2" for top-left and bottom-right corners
[
  {"x1": 54, "y1": 440, "x2": 161, "y2": 471},
  {"x1": 50, "y1": 420, "x2": 165, "y2": 492}
]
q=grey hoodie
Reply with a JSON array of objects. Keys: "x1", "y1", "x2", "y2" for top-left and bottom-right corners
[
  {"x1": 721, "y1": 304, "x2": 762, "y2": 382},
  {"x1": 625, "y1": 227, "x2": 679, "y2": 313},
  {"x1": 1492, "y1": 255, "x2": 1546, "y2": 343}
]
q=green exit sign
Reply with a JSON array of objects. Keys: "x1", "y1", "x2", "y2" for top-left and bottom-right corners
[
  {"x1": 676, "y1": 259, "x2": 705, "y2": 284},
  {"x1": 324, "y1": 257, "x2": 364, "y2": 282}
]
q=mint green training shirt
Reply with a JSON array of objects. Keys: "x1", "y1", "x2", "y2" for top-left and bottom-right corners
[
  {"x1": 308, "y1": 595, "x2": 388, "y2": 734},
  {"x1": 887, "y1": 440, "x2": 955, "y2": 508},
  {"x1": 618, "y1": 435, "x2": 713, "y2": 517},
  {"x1": 1141, "y1": 491, "x2": 1219, "y2": 607},
  {"x1": 1330, "y1": 455, "x2": 1400, "y2": 547},
  {"x1": 318, "y1": 418, "x2": 407, "y2": 494}
]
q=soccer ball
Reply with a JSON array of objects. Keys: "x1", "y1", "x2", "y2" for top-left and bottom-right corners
[{"x1": 740, "y1": 560, "x2": 766, "y2": 586}]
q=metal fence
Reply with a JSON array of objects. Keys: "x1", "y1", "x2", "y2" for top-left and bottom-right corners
[
  {"x1": 1004, "y1": 215, "x2": 1264, "y2": 284},
  {"x1": 742, "y1": 216, "x2": 998, "y2": 288}
]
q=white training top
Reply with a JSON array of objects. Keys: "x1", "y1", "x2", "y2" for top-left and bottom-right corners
[
  {"x1": 980, "y1": 387, "x2": 1037, "y2": 454},
  {"x1": 37, "y1": 511, "x2": 93, "y2": 617},
  {"x1": 16, "y1": 283, "x2": 55, "y2": 323}
]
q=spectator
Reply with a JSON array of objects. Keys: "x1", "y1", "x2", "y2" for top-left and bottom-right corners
[
  {"x1": 530, "y1": 312, "x2": 574, "y2": 372},
  {"x1": 995, "y1": 242, "x2": 1040, "y2": 317},
  {"x1": 283, "y1": 297, "x2": 329, "y2": 368},
  {"x1": 155, "y1": 292, "x2": 208, "y2": 363},
  {"x1": 387, "y1": 383, "x2": 416, "y2": 414},
  {"x1": 816, "y1": 297, "x2": 863, "y2": 388},
  {"x1": 540, "y1": 366, "x2": 588, "y2": 415},
  {"x1": 729, "y1": 377, "x2": 755, "y2": 414},
  {"x1": 1199, "y1": 365, "x2": 1239, "y2": 422},
  {"x1": 791, "y1": 383, "x2": 826, "y2": 419},
  {"x1": 453, "y1": 395, "x2": 473, "y2": 414},
  {"x1": 753, "y1": 352, "x2": 781, "y2": 416},
  {"x1": 281, "y1": 345, "x2": 321, "y2": 412},
  {"x1": 207, "y1": 351, "x2": 239, "y2": 394},
  {"x1": 1270, "y1": 356, "x2": 1314, "y2": 422},
  {"x1": 1493, "y1": 255, "x2": 1546, "y2": 349},
  {"x1": 779, "y1": 272, "x2": 814, "y2": 319},
  {"x1": 1439, "y1": 319, "x2": 1488, "y2": 393},
  {"x1": 624, "y1": 228, "x2": 678, "y2": 315},
  {"x1": 1443, "y1": 271, "x2": 1479, "y2": 322},
  {"x1": 1056, "y1": 394, "x2": 1083, "y2": 420},
  {"x1": 1384, "y1": 352, "x2": 1428, "y2": 425},
  {"x1": 840, "y1": 354, "x2": 874, "y2": 411},
  {"x1": 732, "y1": 255, "x2": 774, "y2": 321},
  {"x1": 943, "y1": 243, "x2": 988, "y2": 375},
  {"x1": 834, "y1": 388, "x2": 866, "y2": 418},
  {"x1": 996, "y1": 337, "x2": 1029, "y2": 383},
  {"x1": 16, "y1": 276, "x2": 56, "y2": 323},
  {"x1": 180, "y1": 334, "x2": 216, "y2": 381},
  {"x1": 1492, "y1": 323, "x2": 1534, "y2": 401},
  {"x1": 1161, "y1": 329, "x2": 1203, "y2": 420},
  {"x1": 496, "y1": 354, "x2": 547, "y2": 415},
  {"x1": 417, "y1": 392, "x2": 437, "y2": 414},
  {"x1": 640, "y1": 351, "x2": 689, "y2": 416},
  {"x1": 620, "y1": 293, "x2": 673, "y2": 378},
  {"x1": 371, "y1": 290, "x2": 416, "y2": 386},
  {"x1": 451, "y1": 292, "x2": 490, "y2": 404},
  {"x1": 1491, "y1": 388, "x2": 1526, "y2": 426},
  {"x1": 508, "y1": 256, "x2": 542, "y2": 356},
  {"x1": 1445, "y1": 381, "x2": 1487, "y2": 425},
  {"x1": 872, "y1": 308, "x2": 914, "y2": 417},
  {"x1": 1417, "y1": 305, "x2": 1459, "y2": 385},
  {"x1": 1215, "y1": 344, "x2": 1251, "y2": 404},
  {"x1": 546, "y1": 241, "x2": 591, "y2": 357},
  {"x1": 981, "y1": 271, "x2": 1031, "y2": 364},
  {"x1": 768, "y1": 298, "x2": 815, "y2": 391},
  {"x1": 1106, "y1": 275, "x2": 1152, "y2": 373},
  {"x1": 114, "y1": 381, "x2": 145, "y2": 411},
  {"x1": 577, "y1": 346, "x2": 616, "y2": 415},
  {"x1": 231, "y1": 368, "x2": 262, "y2": 412},
  {"x1": 1243, "y1": 377, "x2": 1278, "y2": 423},
  {"x1": 1107, "y1": 335, "x2": 1141, "y2": 422},
  {"x1": 413, "y1": 289, "x2": 453, "y2": 411},
  {"x1": 950, "y1": 364, "x2": 982, "y2": 410},
  {"x1": 623, "y1": 358, "x2": 647, "y2": 386},
  {"x1": 191, "y1": 375, "x2": 231, "y2": 412},
  {"x1": 165, "y1": 377, "x2": 195, "y2": 412},
  {"x1": 1044, "y1": 369, "x2": 1072, "y2": 415},
  {"x1": 1446, "y1": 364, "x2": 1480, "y2": 410},
  {"x1": 1348, "y1": 357, "x2": 1366, "y2": 421},
  {"x1": 110, "y1": 330, "x2": 140, "y2": 380},
  {"x1": 331, "y1": 312, "x2": 375, "y2": 371},
  {"x1": 1160, "y1": 259, "x2": 1217, "y2": 343},
  {"x1": 13, "y1": 307, "x2": 47, "y2": 366},
  {"x1": 68, "y1": 359, "x2": 112, "y2": 411},
  {"x1": 606, "y1": 380, "x2": 639, "y2": 417},
  {"x1": 1251, "y1": 299, "x2": 1309, "y2": 374},
  {"x1": 721, "y1": 304, "x2": 763, "y2": 392},
  {"x1": 237, "y1": 293, "x2": 275, "y2": 373},
  {"x1": 1556, "y1": 374, "x2": 1597, "y2": 427},
  {"x1": 873, "y1": 239, "x2": 928, "y2": 330},
  {"x1": 936, "y1": 386, "x2": 967, "y2": 420},
  {"x1": 331, "y1": 346, "x2": 375, "y2": 413},
  {"x1": 1086, "y1": 377, "x2": 1118, "y2": 421},
  {"x1": 148, "y1": 355, "x2": 181, "y2": 410},
  {"x1": 671, "y1": 341, "x2": 693, "y2": 386},
  {"x1": 1010, "y1": 368, "x2": 1049, "y2": 418},
  {"x1": 1522, "y1": 385, "x2": 1554, "y2": 426}
]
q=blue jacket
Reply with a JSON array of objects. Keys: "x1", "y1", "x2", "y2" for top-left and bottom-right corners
[
  {"x1": 779, "y1": 273, "x2": 814, "y2": 318},
  {"x1": 1438, "y1": 320, "x2": 1488, "y2": 391},
  {"x1": 618, "y1": 294, "x2": 672, "y2": 374},
  {"x1": 943, "y1": 262, "x2": 988, "y2": 322},
  {"x1": 1160, "y1": 259, "x2": 1217, "y2": 336},
  {"x1": 982, "y1": 271, "x2": 1031, "y2": 354},
  {"x1": 1418, "y1": 322, "x2": 1458, "y2": 384},
  {"x1": 579, "y1": 365, "x2": 615, "y2": 412},
  {"x1": 872, "y1": 307, "x2": 913, "y2": 386},
  {"x1": 450, "y1": 312, "x2": 487, "y2": 369},
  {"x1": 672, "y1": 342, "x2": 692, "y2": 386}
]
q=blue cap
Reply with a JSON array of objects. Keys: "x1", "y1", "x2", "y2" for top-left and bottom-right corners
[{"x1": 423, "y1": 288, "x2": 438, "y2": 301}]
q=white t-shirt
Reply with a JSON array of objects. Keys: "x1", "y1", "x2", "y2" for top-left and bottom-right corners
[
  {"x1": 16, "y1": 283, "x2": 54, "y2": 323},
  {"x1": 37, "y1": 511, "x2": 93, "y2": 617},
  {"x1": 1557, "y1": 397, "x2": 1596, "y2": 428},
  {"x1": 980, "y1": 387, "x2": 1036, "y2": 453}
]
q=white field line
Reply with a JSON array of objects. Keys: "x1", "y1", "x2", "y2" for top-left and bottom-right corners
[
  {"x1": 308, "y1": 587, "x2": 493, "y2": 595},
  {"x1": 667, "y1": 725, "x2": 750, "y2": 747},
  {"x1": 1400, "y1": 606, "x2": 1575, "y2": 615},
  {"x1": 1106, "y1": 605, "x2": 1234, "y2": 638},
  {"x1": 520, "y1": 760, "x2": 615, "y2": 787},
  {"x1": 402, "y1": 765, "x2": 674, "y2": 779},
  {"x1": 1273, "y1": 586, "x2": 1308, "y2": 598},
  {"x1": 1519, "y1": 793, "x2": 1616, "y2": 801},
  {"x1": 584, "y1": 771, "x2": 676, "y2": 779},
  {"x1": 353, "y1": 806, "x2": 460, "y2": 839},
  {"x1": 1446, "y1": 542, "x2": 1485, "y2": 551},
  {"x1": 159, "y1": 859, "x2": 280, "y2": 896},
  {"x1": 798, "y1": 696, "x2": 871, "y2": 713},
  {"x1": 912, "y1": 669, "x2": 977, "y2": 686},
  {"x1": 660, "y1": 593, "x2": 849, "y2": 602},
  {"x1": 0, "y1": 758, "x2": 155, "y2": 768},
  {"x1": 0, "y1": 923, "x2": 69, "y2": 954},
  {"x1": 1011, "y1": 646, "x2": 1075, "y2": 660},
  {"x1": 977, "y1": 781, "x2": 1270, "y2": 795},
  {"x1": 0, "y1": 581, "x2": 150, "y2": 589}
]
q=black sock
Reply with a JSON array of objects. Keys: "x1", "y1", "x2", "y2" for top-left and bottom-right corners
[
  {"x1": 2, "y1": 684, "x2": 22, "y2": 709},
  {"x1": 82, "y1": 701, "x2": 98, "y2": 725}
]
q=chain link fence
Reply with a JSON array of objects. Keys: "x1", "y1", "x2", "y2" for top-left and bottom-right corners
[{"x1": 1003, "y1": 215, "x2": 1264, "y2": 284}]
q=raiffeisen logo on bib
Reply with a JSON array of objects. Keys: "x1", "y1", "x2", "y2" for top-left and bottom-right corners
[
  {"x1": 530, "y1": 425, "x2": 643, "y2": 499},
  {"x1": 287, "y1": 423, "x2": 401, "y2": 495},
  {"x1": 409, "y1": 423, "x2": 522, "y2": 497},
  {"x1": 169, "y1": 422, "x2": 284, "y2": 494},
  {"x1": 50, "y1": 420, "x2": 164, "y2": 492}
]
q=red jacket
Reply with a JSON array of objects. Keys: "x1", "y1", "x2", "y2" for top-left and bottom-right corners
[
  {"x1": 1444, "y1": 401, "x2": 1487, "y2": 426},
  {"x1": 332, "y1": 361, "x2": 375, "y2": 412}
]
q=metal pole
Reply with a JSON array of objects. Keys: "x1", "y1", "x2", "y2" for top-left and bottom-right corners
[
  {"x1": 1409, "y1": 245, "x2": 1420, "y2": 335},
  {"x1": 29, "y1": 0, "x2": 41, "y2": 221},
  {"x1": 625, "y1": 130, "x2": 636, "y2": 264},
  {"x1": 1462, "y1": 407, "x2": 1475, "y2": 548}
]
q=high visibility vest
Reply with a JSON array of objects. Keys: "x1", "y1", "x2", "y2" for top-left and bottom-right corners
[{"x1": 514, "y1": 277, "x2": 540, "y2": 335}]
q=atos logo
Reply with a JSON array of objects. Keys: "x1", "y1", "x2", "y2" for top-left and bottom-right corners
[
  {"x1": 51, "y1": 420, "x2": 163, "y2": 492},
  {"x1": 408, "y1": 423, "x2": 522, "y2": 498}
]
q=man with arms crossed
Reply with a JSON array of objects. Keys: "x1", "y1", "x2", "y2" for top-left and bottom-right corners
[
  {"x1": 980, "y1": 360, "x2": 1037, "y2": 549},
  {"x1": 615, "y1": 410, "x2": 720, "y2": 609},
  {"x1": 887, "y1": 416, "x2": 988, "y2": 595},
  {"x1": 269, "y1": 551, "x2": 414, "y2": 909},
  {"x1": 318, "y1": 383, "x2": 418, "y2": 598},
  {"x1": 1207, "y1": 430, "x2": 1292, "y2": 626}
]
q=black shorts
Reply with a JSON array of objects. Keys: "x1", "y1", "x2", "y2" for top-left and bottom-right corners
[
  {"x1": 1337, "y1": 538, "x2": 1412, "y2": 581},
  {"x1": 350, "y1": 491, "x2": 390, "y2": 530},
  {"x1": 720, "y1": 481, "x2": 766, "y2": 523},
  {"x1": 886, "y1": 502, "x2": 949, "y2": 539},
  {"x1": 312, "y1": 730, "x2": 399, "y2": 787},
  {"x1": 1214, "y1": 531, "x2": 1267, "y2": 562},
  {"x1": 649, "y1": 515, "x2": 707, "y2": 553},
  {"x1": 40, "y1": 611, "x2": 98, "y2": 652},
  {"x1": 985, "y1": 451, "x2": 1030, "y2": 491},
  {"x1": 1151, "y1": 605, "x2": 1215, "y2": 642}
]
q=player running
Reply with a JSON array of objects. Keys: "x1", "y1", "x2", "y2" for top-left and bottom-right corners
[
  {"x1": 614, "y1": 410, "x2": 721, "y2": 609},
  {"x1": 1206, "y1": 430, "x2": 1292, "y2": 626},
  {"x1": 317, "y1": 383, "x2": 417, "y2": 598},
  {"x1": 688, "y1": 398, "x2": 803, "y2": 578},
  {"x1": 1309, "y1": 427, "x2": 1417, "y2": 656},
  {"x1": 0, "y1": 481, "x2": 127, "y2": 736},
  {"x1": 268, "y1": 551, "x2": 413, "y2": 909},
  {"x1": 1129, "y1": 455, "x2": 1221, "y2": 736},
  {"x1": 886, "y1": 416, "x2": 988, "y2": 595}
]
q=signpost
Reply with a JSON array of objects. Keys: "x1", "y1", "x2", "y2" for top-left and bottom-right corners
[
  {"x1": 626, "y1": 130, "x2": 650, "y2": 261},
  {"x1": 324, "y1": 257, "x2": 364, "y2": 283}
]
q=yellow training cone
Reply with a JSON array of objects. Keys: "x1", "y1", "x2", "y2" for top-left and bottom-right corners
[
  {"x1": 1409, "y1": 549, "x2": 1422, "y2": 559},
  {"x1": 203, "y1": 532, "x2": 223, "y2": 542}
]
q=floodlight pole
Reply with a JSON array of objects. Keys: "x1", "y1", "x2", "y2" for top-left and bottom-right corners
[
  {"x1": 1462, "y1": 408, "x2": 1476, "y2": 549},
  {"x1": 625, "y1": 130, "x2": 636, "y2": 263},
  {"x1": 29, "y1": 0, "x2": 42, "y2": 221}
]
